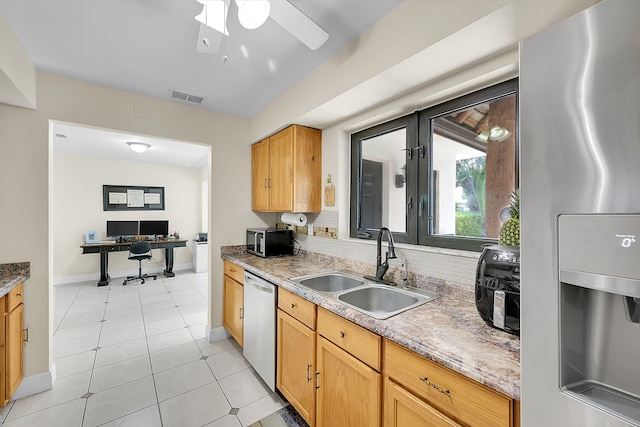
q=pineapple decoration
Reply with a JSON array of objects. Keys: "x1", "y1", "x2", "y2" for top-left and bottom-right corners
[{"x1": 499, "y1": 189, "x2": 520, "y2": 246}]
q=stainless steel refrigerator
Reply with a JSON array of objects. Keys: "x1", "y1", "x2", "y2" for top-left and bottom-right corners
[{"x1": 521, "y1": 0, "x2": 640, "y2": 425}]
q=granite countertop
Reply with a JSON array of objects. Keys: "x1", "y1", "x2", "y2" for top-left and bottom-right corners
[
  {"x1": 222, "y1": 251, "x2": 520, "y2": 400},
  {"x1": 0, "y1": 275, "x2": 27, "y2": 298},
  {"x1": 0, "y1": 262, "x2": 29, "y2": 299}
]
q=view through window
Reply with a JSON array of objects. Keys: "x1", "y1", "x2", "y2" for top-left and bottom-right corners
[{"x1": 351, "y1": 79, "x2": 518, "y2": 251}]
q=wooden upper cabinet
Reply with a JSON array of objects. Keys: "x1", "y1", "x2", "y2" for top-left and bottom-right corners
[
  {"x1": 251, "y1": 125, "x2": 322, "y2": 213},
  {"x1": 252, "y1": 138, "x2": 270, "y2": 211}
]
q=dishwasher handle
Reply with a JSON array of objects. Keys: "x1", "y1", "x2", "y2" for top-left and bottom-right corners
[{"x1": 245, "y1": 273, "x2": 275, "y2": 294}]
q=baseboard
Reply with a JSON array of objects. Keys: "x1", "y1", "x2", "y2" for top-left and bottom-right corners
[
  {"x1": 11, "y1": 363, "x2": 56, "y2": 400},
  {"x1": 207, "y1": 325, "x2": 231, "y2": 342},
  {"x1": 54, "y1": 263, "x2": 195, "y2": 285}
]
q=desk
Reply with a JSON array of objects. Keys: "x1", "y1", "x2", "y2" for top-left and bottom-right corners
[{"x1": 81, "y1": 239, "x2": 187, "y2": 286}]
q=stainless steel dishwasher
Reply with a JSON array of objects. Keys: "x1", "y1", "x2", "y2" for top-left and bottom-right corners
[{"x1": 242, "y1": 271, "x2": 277, "y2": 392}]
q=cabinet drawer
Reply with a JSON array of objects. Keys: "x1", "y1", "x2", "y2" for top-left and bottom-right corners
[
  {"x1": 385, "y1": 340, "x2": 513, "y2": 427},
  {"x1": 317, "y1": 307, "x2": 381, "y2": 371},
  {"x1": 6, "y1": 283, "x2": 24, "y2": 313},
  {"x1": 385, "y1": 378, "x2": 462, "y2": 427},
  {"x1": 224, "y1": 260, "x2": 245, "y2": 284},
  {"x1": 278, "y1": 288, "x2": 316, "y2": 330}
]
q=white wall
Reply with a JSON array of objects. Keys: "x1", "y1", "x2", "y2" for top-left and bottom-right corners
[
  {"x1": 0, "y1": 72, "x2": 256, "y2": 383},
  {"x1": 52, "y1": 154, "x2": 202, "y2": 283}
]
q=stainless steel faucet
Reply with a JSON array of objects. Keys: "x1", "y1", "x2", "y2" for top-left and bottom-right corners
[{"x1": 364, "y1": 227, "x2": 397, "y2": 285}]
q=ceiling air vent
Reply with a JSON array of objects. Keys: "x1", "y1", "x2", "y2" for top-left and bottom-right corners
[
  {"x1": 170, "y1": 90, "x2": 204, "y2": 104},
  {"x1": 187, "y1": 94, "x2": 204, "y2": 104}
]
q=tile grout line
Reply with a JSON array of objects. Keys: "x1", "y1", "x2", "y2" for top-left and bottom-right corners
[{"x1": 80, "y1": 279, "x2": 112, "y2": 427}]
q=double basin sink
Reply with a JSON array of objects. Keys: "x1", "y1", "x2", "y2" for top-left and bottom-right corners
[{"x1": 289, "y1": 271, "x2": 439, "y2": 319}]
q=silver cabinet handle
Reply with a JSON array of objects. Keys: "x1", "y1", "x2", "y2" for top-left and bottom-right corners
[{"x1": 419, "y1": 376, "x2": 451, "y2": 397}]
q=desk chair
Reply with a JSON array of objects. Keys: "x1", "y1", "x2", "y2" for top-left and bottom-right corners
[{"x1": 123, "y1": 241, "x2": 157, "y2": 285}]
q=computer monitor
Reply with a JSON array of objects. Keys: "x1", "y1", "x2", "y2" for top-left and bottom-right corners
[
  {"x1": 106, "y1": 220, "x2": 139, "y2": 237},
  {"x1": 139, "y1": 220, "x2": 169, "y2": 237}
]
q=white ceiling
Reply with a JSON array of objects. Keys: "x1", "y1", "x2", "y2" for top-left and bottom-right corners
[
  {"x1": 0, "y1": 0, "x2": 403, "y2": 168},
  {"x1": 52, "y1": 122, "x2": 210, "y2": 169},
  {"x1": 0, "y1": 0, "x2": 403, "y2": 118}
]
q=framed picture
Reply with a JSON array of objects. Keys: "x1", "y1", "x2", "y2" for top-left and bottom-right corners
[
  {"x1": 85, "y1": 230, "x2": 98, "y2": 243},
  {"x1": 103, "y1": 185, "x2": 165, "y2": 211}
]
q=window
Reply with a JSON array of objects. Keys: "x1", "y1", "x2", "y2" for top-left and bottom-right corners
[{"x1": 351, "y1": 79, "x2": 518, "y2": 251}]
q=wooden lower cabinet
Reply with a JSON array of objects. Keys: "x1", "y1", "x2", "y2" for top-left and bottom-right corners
[
  {"x1": 277, "y1": 309, "x2": 316, "y2": 426},
  {"x1": 222, "y1": 261, "x2": 244, "y2": 346},
  {"x1": 5, "y1": 302, "x2": 24, "y2": 400},
  {"x1": 1, "y1": 282, "x2": 25, "y2": 406},
  {"x1": 385, "y1": 339, "x2": 515, "y2": 427},
  {"x1": 273, "y1": 289, "x2": 520, "y2": 427},
  {"x1": 316, "y1": 336, "x2": 381, "y2": 427},
  {"x1": 384, "y1": 378, "x2": 461, "y2": 427}
]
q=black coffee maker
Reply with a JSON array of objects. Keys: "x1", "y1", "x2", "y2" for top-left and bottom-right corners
[{"x1": 475, "y1": 245, "x2": 520, "y2": 335}]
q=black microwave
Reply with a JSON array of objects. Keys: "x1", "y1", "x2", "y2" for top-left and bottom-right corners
[{"x1": 246, "y1": 228, "x2": 294, "y2": 258}]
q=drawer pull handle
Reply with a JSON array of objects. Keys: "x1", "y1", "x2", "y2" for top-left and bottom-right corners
[
  {"x1": 23, "y1": 327, "x2": 29, "y2": 343},
  {"x1": 291, "y1": 302, "x2": 297, "y2": 309},
  {"x1": 239, "y1": 308, "x2": 244, "y2": 319},
  {"x1": 340, "y1": 331, "x2": 345, "y2": 338},
  {"x1": 307, "y1": 364, "x2": 312, "y2": 382},
  {"x1": 17, "y1": 293, "x2": 23, "y2": 297},
  {"x1": 315, "y1": 371, "x2": 320, "y2": 390},
  {"x1": 420, "y1": 377, "x2": 451, "y2": 397}
]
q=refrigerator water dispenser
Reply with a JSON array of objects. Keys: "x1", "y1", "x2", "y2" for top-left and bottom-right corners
[{"x1": 559, "y1": 214, "x2": 640, "y2": 425}]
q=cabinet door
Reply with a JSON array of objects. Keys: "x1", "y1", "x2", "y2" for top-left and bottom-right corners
[
  {"x1": 384, "y1": 378, "x2": 461, "y2": 427},
  {"x1": 277, "y1": 310, "x2": 316, "y2": 427},
  {"x1": 268, "y1": 126, "x2": 293, "y2": 211},
  {"x1": 223, "y1": 276, "x2": 243, "y2": 346},
  {"x1": 292, "y1": 125, "x2": 322, "y2": 213},
  {"x1": 385, "y1": 340, "x2": 512, "y2": 426},
  {"x1": 6, "y1": 303, "x2": 24, "y2": 400},
  {"x1": 252, "y1": 138, "x2": 270, "y2": 211},
  {"x1": 316, "y1": 336, "x2": 381, "y2": 427}
]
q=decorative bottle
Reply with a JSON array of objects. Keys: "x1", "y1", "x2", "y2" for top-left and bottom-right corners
[{"x1": 324, "y1": 174, "x2": 335, "y2": 207}]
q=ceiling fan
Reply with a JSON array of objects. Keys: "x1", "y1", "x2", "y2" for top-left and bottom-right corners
[{"x1": 195, "y1": 0, "x2": 329, "y2": 54}]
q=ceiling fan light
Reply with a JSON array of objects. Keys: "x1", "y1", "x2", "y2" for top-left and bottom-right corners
[
  {"x1": 127, "y1": 142, "x2": 150, "y2": 154},
  {"x1": 236, "y1": 0, "x2": 270, "y2": 30}
]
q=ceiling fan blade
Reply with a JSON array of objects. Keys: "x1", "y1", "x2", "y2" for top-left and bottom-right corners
[
  {"x1": 269, "y1": 0, "x2": 329, "y2": 50},
  {"x1": 195, "y1": 0, "x2": 230, "y2": 35},
  {"x1": 196, "y1": 23, "x2": 223, "y2": 53}
]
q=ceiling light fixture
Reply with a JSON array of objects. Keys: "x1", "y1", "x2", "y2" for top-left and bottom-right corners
[
  {"x1": 127, "y1": 142, "x2": 151, "y2": 154},
  {"x1": 235, "y1": 0, "x2": 271, "y2": 30}
]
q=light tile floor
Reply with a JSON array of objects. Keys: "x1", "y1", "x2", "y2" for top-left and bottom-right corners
[{"x1": 0, "y1": 271, "x2": 287, "y2": 427}]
